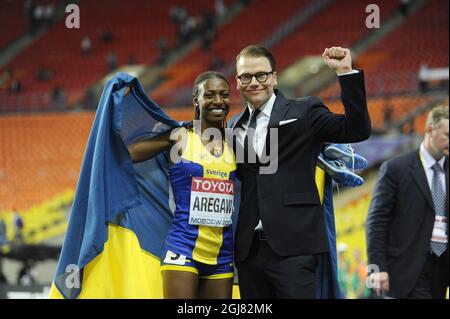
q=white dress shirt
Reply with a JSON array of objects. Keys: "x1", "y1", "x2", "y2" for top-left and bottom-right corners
[
  {"x1": 236, "y1": 94, "x2": 276, "y2": 231},
  {"x1": 420, "y1": 143, "x2": 446, "y2": 191}
]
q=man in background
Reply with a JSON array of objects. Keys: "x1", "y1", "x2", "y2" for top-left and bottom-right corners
[{"x1": 366, "y1": 105, "x2": 449, "y2": 298}]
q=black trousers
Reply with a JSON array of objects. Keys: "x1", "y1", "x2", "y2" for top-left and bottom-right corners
[
  {"x1": 409, "y1": 250, "x2": 449, "y2": 299},
  {"x1": 236, "y1": 231, "x2": 318, "y2": 299}
]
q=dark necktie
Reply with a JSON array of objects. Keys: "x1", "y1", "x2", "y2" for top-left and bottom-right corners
[
  {"x1": 244, "y1": 109, "x2": 261, "y2": 161},
  {"x1": 430, "y1": 162, "x2": 447, "y2": 256},
  {"x1": 244, "y1": 109, "x2": 262, "y2": 229}
]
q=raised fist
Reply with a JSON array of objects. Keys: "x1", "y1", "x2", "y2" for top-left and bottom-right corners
[{"x1": 322, "y1": 47, "x2": 353, "y2": 74}]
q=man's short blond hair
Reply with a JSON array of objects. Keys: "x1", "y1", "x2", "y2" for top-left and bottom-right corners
[{"x1": 425, "y1": 105, "x2": 449, "y2": 130}]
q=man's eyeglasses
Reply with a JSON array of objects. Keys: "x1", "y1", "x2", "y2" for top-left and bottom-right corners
[{"x1": 237, "y1": 71, "x2": 274, "y2": 84}]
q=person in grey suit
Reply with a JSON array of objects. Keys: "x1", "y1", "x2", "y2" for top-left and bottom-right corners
[{"x1": 366, "y1": 105, "x2": 449, "y2": 298}]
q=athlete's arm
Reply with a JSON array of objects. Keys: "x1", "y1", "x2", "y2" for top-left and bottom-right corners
[{"x1": 127, "y1": 129, "x2": 173, "y2": 163}]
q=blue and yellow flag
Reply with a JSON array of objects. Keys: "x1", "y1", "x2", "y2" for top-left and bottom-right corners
[
  {"x1": 49, "y1": 72, "x2": 341, "y2": 299},
  {"x1": 50, "y1": 73, "x2": 181, "y2": 298},
  {"x1": 316, "y1": 173, "x2": 342, "y2": 298}
]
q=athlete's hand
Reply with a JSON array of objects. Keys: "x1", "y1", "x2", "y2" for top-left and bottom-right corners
[{"x1": 322, "y1": 47, "x2": 353, "y2": 75}]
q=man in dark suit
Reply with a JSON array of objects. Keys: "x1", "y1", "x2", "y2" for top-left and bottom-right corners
[
  {"x1": 229, "y1": 45, "x2": 371, "y2": 298},
  {"x1": 366, "y1": 105, "x2": 449, "y2": 299}
]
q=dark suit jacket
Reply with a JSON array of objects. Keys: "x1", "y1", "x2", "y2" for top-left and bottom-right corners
[
  {"x1": 230, "y1": 71, "x2": 371, "y2": 262},
  {"x1": 366, "y1": 150, "x2": 449, "y2": 298}
]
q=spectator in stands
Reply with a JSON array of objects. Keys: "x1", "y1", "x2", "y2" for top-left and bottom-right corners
[
  {"x1": 170, "y1": 5, "x2": 190, "y2": 48},
  {"x1": 202, "y1": 29, "x2": 215, "y2": 52},
  {"x1": 100, "y1": 30, "x2": 114, "y2": 43},
  {"x1": 169, "y1": 5, "x2": 187, "y2": 25},
  {"x1": 400, "y1": 117, "x2": 415, "y2": 135},
  {"x1": 13, "y1": 210, "x2": 24, "y2": 244},
  {"x1": 399, "y1": 0, "x2": 411, "y2": 17},
  {"x1": 42, "y1": 4, "x2": 55, "y2": 27},
  {"x1": 156, "y1": 37, "x2": 169, "y2": 65},
  {"x1": 231, "y1": 45, "x2": 370, "y2": 298},
  {"x1": 128, "y1": 53, "x2": 136, "y2": 65},
  {"x1": 215, "y1": 0, "x2": 227, "y2": 18},
  {"x1": 0, "y1": 69, "x2": 13, "y2": 87},
  {"x1": 83, "y1": 87, "x2": 97, "y2": 110},
  {"x1": 33, "y1": 5, "x2": 45, "y2": 29},
  {"x1": 366, "y1": 105, "x2": 449, "y2": 299},
  {"x1": 52, "y1": 85, "x2": 67, "y2": 109},
  {"x1": 202, "y1": 10, "x2": 216, "y2": 31},
  {"x1": 24, "y1": 0, "x2": 37, "y2": 34},
  {"x1": 418, "y1": 64, "x2": 430, "y2": 93},
  {"x1": 209, "y1": 56, "x2": 224, "y2": 70},
  {"x1": 180, "y1": 16, "x2": 199, "y2": 43},
  {"x1": 37, "y1": 66, "x2": 52, "y2": 82},
  {"x1": 383, "y1": 97, "x2": 393, "y2": 127},
  {"x1": 81, "y1": 36, "x2": 92, "y2": 56},
  {"x1": 9, "y1": 79, "x2": 22, "y2": 95},
  {"x1": 106, "y1": 52, "x2": 118, "y2": 71},
  {"x1": 201, "y1": 10, "x2": 217, "y2": 52}
]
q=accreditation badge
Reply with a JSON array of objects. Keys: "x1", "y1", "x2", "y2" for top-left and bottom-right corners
[
  {"x1": 189, "y1": 177, "x2": 234, "y2": 227},
  {"x1": 431, "y1": 215, "x2": 448, "y2": 244}
]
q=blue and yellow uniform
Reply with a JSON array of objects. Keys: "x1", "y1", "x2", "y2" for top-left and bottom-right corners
[{"x1": 161, "y1": 129, "x2": 236, "y2": 279}]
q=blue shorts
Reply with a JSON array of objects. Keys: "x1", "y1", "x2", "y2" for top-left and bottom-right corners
[{"x1": 160, "y1": 249, "x2": 234, "y2": 279}]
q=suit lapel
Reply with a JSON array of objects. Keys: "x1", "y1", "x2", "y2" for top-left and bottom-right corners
[
  {"x1": 411, "y1": 151, "x2": 435, "y2": 211},
  {"x1": 231, "y1": 107, "x2": 250, "y2": 130},
  {"x1": 231, "y1": 106, "x2": 251, "y2": 169},
  {"x1": 268, "y1": 90, "x2": 291, "y2": 129}
]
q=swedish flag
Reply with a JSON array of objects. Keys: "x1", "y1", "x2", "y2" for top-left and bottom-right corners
[{"x1": 50, "y1": 73, "x2": 181, "y2": 298}]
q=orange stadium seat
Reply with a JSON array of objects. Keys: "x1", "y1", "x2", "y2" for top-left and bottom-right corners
[
  {"x1": 315, "y1": 0, "x2": 448, "y2": 98},
  {"x1": 151, "y1": 0, "x2": 312, "y2": 107},
  {"x1": 0, "y1": 112, "x2": 93, "y2": 210},
  {"x1": 1, "y1": 0, "x2": 236, "y2": 110}
]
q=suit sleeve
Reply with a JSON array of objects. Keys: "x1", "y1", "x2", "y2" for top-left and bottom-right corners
[
  {"x1": 308, "y1": 71, "x2": 371, "y2": 143},
  {"x1": 365, "y1": 161, "x2": 397, "y2": 272}
]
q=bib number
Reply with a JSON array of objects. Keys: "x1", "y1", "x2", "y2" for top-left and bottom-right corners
[{"x1": 189, "y1": 177, "x2": 234, "y2": 227}]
